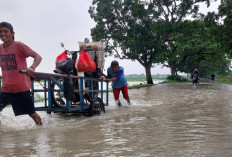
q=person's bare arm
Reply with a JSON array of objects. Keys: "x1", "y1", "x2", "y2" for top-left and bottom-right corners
[
  {"x1": 107, "y1": 77, "x2": 117, "y2": 82},
  {"x1": 100, "y1": 73, "x2": 117, "y2": 82},
  {"x1": 100, "y1": 73, "x2": 109, "y2": 79},
  {"x1": 27, "y1": 51, "x2": 42, "y2": 76}
]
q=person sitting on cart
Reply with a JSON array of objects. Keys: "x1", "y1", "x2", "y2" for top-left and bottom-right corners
[
  {"x1": 0, "y1": 22, "x2": 42, "y2": 125},
  {"x1": 101, "y1": 60, "x2": 131, "y2": 107}
]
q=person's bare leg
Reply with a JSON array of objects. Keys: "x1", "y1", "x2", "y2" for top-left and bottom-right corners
[{"x1": 29, "y1": 112, "x2": 42, "y2": 125}]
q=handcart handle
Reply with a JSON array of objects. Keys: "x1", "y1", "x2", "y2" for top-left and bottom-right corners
[
  {"x1": 19, "y1": 70, "x2": 108, "y2": 82},
  {"x1": 19, "y1": 70, "x2": 27, "y2": 74},
  {"x1": 19, "y1": 70, "x2": 80, "y2": 79}
]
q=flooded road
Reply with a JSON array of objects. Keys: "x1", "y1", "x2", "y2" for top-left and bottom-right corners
[{"x1": 1, "y1": 81, "x2": 232, "y2": 156}]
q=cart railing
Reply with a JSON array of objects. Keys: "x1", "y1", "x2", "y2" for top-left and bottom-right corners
[{"x1": 1, "y1": 71, "x2": 109, "y2": 113}]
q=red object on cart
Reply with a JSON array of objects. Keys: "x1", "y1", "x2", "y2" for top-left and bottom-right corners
[
  {"x1": 77, "y1": 49, "x2": 96, "y2": 72},
  {"x1": 56, "y1": 50, "x2": 68, "y2": 62}
]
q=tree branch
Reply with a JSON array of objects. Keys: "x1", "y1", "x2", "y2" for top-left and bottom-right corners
[
  {"x1": 108, "y1": 42, "x2": 124, "y2": 59},
  {"x1": 178, "y1": 52, "x2": 218, "y2": 66},
  {"x1": 163, "y1": 64, "x2": 170, "y2": 68},
  {"x1": 137, "y1": 58, "x2": 145, "y2": 67},
  {"x1": 156, "y1": 2, "x2": 169, "y2": 22}
]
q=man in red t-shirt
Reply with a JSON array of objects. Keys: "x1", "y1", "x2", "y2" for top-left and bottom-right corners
[{"x1": 0, "y1": 22, "x2": 42, "y2": 125}]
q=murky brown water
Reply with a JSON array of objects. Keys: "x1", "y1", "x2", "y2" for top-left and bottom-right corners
[{"x1": 1, "y1": 81, "x2": 232, "y2": 157}]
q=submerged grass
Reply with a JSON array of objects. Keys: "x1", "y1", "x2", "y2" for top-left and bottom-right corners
[
  {"x1": 218, "y1": 76, "x2": 232, "y2": 85},
  {"x1": 166, "y1": 75, "x2": 188, "y2": 82}
]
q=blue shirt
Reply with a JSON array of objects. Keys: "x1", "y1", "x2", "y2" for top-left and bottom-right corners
[{"x1": 107, "y1": 66, "x2": 127, "y2": 88}]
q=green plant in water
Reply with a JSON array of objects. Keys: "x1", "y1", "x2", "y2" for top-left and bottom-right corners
[
  {"x1": 34, "y1": 93, "x2": 44, "y2": 102},
  {"x1": 166, "y1": 75, "x2": 187, "y2": 82}
]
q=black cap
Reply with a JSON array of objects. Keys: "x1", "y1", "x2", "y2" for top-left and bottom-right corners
[
  {"x1": 0, "y1": 22, "x2": 14, "y2": 41},
  {"x1": 111, "y1": 60, "x2": 119, "y2": 66}
]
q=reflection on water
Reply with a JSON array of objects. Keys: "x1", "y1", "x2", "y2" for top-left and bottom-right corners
[{"x1": 1, "y1": 82, "x2": 232, "y2": 156}]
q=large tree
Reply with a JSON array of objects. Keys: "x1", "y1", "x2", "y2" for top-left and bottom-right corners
[
  {"x1": 177, "y1": 52, "x2": 231, "y2": 77},
  {"x1": 147, "y1": 0, "x2": 217, "y2": 75},
  {"x1": 190, "y1": 0, "x2": 232, "y2": 78},
  {"x1": 159, "y1": 20, "x2": 225, "y2": 75},
  {"x1": 218, "y1": 0, "x2": 232, "y2": 55},
  {"x1": 89, "y1": 0, "x2": 163, "y2": 84},
  {"x1": 89, "y1": 0, "x2": 213, "y2": 83}
]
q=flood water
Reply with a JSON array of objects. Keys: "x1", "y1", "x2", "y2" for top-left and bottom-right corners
[{"x1": 1, "y1": 81, "x2": 232, "y2": 156}]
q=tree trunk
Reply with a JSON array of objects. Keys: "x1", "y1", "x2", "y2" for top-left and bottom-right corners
[
  {"x1": 145, "y1": 66, "x2": 153, "y2": 84},
  {"x1": 136, "y1": 58, "x2": 154, "y2": 84},
  {"x1": 170, "y1": 66, "x2": 177, "y2": 75}
]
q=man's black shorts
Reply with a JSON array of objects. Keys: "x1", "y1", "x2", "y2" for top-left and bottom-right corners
[{"x1": 0, "y1": 90, "x2": 35, "y2": 116}]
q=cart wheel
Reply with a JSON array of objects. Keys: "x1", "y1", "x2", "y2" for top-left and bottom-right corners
[
  {"x1": 51, "y1": 79, "x2": 67, "y2": 108},
  {"x1": 97, "y1": 97, "x2": 105, "y2": 113},
  {"x1": 88, "y1": 97, "x2": 105, "y2": 116},
  {"x1": 88, "y1": 103, "x2": 94, "y2": 117}
]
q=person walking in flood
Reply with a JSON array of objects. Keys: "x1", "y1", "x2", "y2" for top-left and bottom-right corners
[
  {"x1": 192, "y1": 68, "x2": 199, "y2": 85},
  {"x1": 0, "y1": 22, "x2": 42, "y2": 125},
  {"x1": 211, "y1": 73, "x2": 216, "y2": 82},
  {"x1": 101, "y1": 60, "x2": 131, "y2": 107}
]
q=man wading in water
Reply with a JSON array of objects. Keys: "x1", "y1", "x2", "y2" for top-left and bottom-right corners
[
  {"x1": 0, "y1": 22, "x2": 42, "y2": 125},
  {"x1": 101, "y1": 60, "x2": 131, "y2": 107}
]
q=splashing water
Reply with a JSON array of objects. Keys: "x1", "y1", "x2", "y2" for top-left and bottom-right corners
[{"x1": 1, "y1": 82, "x2": 232, "y2": 156}]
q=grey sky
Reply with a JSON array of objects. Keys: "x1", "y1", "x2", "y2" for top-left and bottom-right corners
[{"x1": 0, "y1": 0, "x2": 220, "y2": 75}]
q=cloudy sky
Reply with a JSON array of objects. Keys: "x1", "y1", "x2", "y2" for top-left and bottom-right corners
[{"x1": 0, "y1": 0, "x2": 220, "y2": 75}]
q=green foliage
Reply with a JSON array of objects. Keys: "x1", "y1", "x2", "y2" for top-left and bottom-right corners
[
  {"x1": 160, "y1": 19, "x2": 227, "y2": 75},
  {"x1": 160, "y1": 80, "x2": 181, "y2": 84},
  {"x1": 218, "y1": 0, "x2": 232, "y2": 56},
  {"x1": 218, "y1": 75, "x2": 232, "y2": 85},
  {"x1": 34, "y1": 93, "x2": 44, "y2": 103},
  {"x1": 89, "y1": 0, "x2": 213, "y2": 83},
  {"x1": 188, "y1": 1, "x2": 232, "y2": 77},
  {"x1": 218, "y1": 0, "x2": 232, "y2": 18},
  {"x1": 178, "y1": 51, "x2": 231, "y2": 77},
  {"x1": 89, "y1": 0, "x2": 230, "y2": 79},
  {"x1": 166, "y1": 75, "x2": 187, "y2": 82}
]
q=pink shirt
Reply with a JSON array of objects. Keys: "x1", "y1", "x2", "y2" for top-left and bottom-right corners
[{"x1": 0, "y1": 41, "x2": 33, "y2": 93}]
